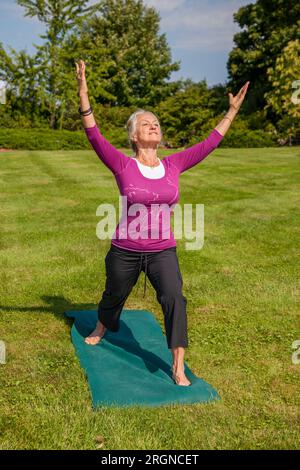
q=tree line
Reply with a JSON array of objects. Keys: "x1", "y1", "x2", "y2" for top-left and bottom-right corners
[{"x1": 0, "y1": 0, "x2": 299, "y2": 148}]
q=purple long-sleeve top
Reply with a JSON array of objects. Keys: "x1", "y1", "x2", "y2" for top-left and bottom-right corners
[{"x1": 85, "y1": 125, "x2": 224, "y2": 252}]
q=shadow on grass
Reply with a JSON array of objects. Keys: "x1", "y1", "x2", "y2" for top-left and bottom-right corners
[
  {"x1": 0, "y1": 296, "x2": 177, "y2": 380},
  {"x1": 0, "y1": 295, "x2": 97, "y2": 328},
  {"x1": 0, "y1": 295, "x2": 180, "y2": 377}
]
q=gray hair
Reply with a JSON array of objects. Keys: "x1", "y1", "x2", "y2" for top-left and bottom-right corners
[{"x1": 125, "y1": 109, "x2": 161, "y2": 154}]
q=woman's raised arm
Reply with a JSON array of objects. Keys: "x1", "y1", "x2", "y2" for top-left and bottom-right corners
[
  {"x1": 76, "y1": 60, "x2": 96, "y2": 128},
  {"x1": 75, "y1": 60, "x2": 129, "y2": 176},
  {"x1": 215, "y1": 81, "x2": 250, "y2": 136}
]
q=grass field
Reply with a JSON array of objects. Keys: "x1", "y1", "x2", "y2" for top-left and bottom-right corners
[{"x1": 0, "y1": 145, "x2": 299, "y2": 450}]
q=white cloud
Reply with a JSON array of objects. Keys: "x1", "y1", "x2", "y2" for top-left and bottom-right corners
[{"x1": 144, "y1": 0, "x2": 252, "y2": 52}]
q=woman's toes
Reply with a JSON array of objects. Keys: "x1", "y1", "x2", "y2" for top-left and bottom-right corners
[
  {"x1": 172, "y1": 373, "x2": 191, "y2": 386},
  {"x1": 84, "y1": 324, "x2": 106, "y2": 345},
  {"x1": 85, "y1": 335, "x2": 100, "y2": 345}
]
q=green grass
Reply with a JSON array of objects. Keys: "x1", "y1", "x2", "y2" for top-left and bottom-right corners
[{"x1": 0, "y1": 146, "x2": 299, "y2": 450}]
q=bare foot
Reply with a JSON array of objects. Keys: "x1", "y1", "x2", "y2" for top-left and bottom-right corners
[
  {"x1": 85, "y1": 320, "x2": 107, "y2": 345},
  {"x1": 172, "y1": 366, "x2": 191, "y2": 386}
]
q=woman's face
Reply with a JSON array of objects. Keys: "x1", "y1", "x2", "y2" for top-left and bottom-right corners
[{"x1": 133, "y1": 112, "x2": 162, "y2": 149}]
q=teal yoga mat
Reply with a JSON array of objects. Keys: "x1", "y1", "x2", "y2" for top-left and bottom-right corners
[{"x1": 65, "y1": 309, "x2": 220, "y2": 408}]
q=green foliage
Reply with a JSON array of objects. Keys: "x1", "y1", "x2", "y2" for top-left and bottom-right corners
[
  {"x1": 217, "y1": 111, "x2": 277, "y2": 148},
  {"x1": 218, "y1": 128, "x2": 276, "y2": 148},
  {"x1": 0, "y1": 124, "x2": 276, "y2": 150},
  {"x1": 0, "y1": 0, "x2": 297, "y2": 145},
  {"x1": 265, "y1": 39, "x2": 300, "y2": 141},
  {"x1": 0, "y1": 128, "x2": 89, "y2": 150},
  {"x1": 16, "y1": 0, "x2": 97, "y2": 129},
  {"x1": 154, "y1": 82, "x2": 276, "y2": 148},
  {"x1": 0, "y1": 66, "x2": 277, "y2": 150},
  {"x1": 0, "y1": 0, "x2": 180, "y2": 131},
  {"x1": 0, "y1": 125, "x2": 128, "y2": 150},
  {"x1": 66, "y1": 0, "x2": 180, "y2": 108},
  {"x1": 227, "y1": 0, "x2": 300, "y2": 114},
  {"x1": 0, "y1": 44, "x2": 42, "y2": 123},
  {"x1": 155, "y1": 81, "x2": 217, "y2": 147}
]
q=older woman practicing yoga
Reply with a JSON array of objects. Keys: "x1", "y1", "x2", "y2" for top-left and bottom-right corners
[{"x1": 75, "y1": 60, "x2": 249, "y2": 386}]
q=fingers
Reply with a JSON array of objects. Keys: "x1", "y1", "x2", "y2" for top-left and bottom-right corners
[
  {"x1": 229, "y1": 81, "x2": 249, "y2": 100},
  {"x1": 240, "y1": 81, "x2": 250, "y2": 95},
  {"x1": 235, "y1": 82, "x2": 249, "y2": 102},
  {"x1": 75, "y1": 60, "x2": 85, "y2": 68},
  {"x1": 80, "y1": 60, "x2": 86, "y2": 76},
  {"x1": 75, "y1": 60, "x2": 86, "y2": 80},
  {"x1": 237, "y1": 86, "x2": 245, "y2": 98}
]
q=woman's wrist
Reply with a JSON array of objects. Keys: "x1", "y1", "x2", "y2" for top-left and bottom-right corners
[
  {"x1": 225, "y1": 106, "x2": 238, "y2": 122},
  {"x1": 215, "y1": 106, "x2": 238, "y2": 136},
  {"x1": 228, "y1": 105, "x2": 238, "y2": 116}
]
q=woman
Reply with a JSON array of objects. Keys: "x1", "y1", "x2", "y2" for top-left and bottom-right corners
[{"x1": 75, "y1": 60, "x2": 249, "y2": 386}]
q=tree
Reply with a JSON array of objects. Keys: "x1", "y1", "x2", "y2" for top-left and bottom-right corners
[
  {"x1": 16, "y1": 0, "x2": 99, "y2": 128},
  {"x1": 0, "y1": 44, "x2": 44, "y2": 127},
  {"x1": 227, "y1": 0, "x2": 300, "y2": 114},
  {"x1": 73, "y1": 0, "x2": 180, "y2": 107},
  {"x1": 1, "y1": 0, "x2": 180, "y2": 128},
  {"x1": 265, "y1": 39, "x2": 300, "y2": 142},
  {"x1": 155, "y1": 80, "x2": 218, "y2": 147}
]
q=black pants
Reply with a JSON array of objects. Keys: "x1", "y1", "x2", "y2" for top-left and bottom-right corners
[{"x1": 97, "y1": 243, "x2": 188, "y2": 349}]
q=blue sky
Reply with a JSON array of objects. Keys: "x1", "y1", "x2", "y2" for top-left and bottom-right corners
[{"x1": 0, "y1": 0, "x2": 253, "y2": 86}]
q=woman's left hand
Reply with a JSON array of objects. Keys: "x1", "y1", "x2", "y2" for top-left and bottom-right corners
[{"x1": 228, "y1": 81, "x2": 250, "y2": 111}]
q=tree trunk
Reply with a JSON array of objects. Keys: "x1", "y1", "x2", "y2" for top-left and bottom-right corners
[{"x1": 50, "y1": 111, "x2": 56, "y2": 129}]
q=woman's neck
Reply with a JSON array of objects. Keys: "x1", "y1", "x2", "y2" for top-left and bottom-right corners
[{"x1": 136, "y1": 147, "x2": 159, "y2": 166}]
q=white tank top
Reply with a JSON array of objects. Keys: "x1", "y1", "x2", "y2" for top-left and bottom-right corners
[{"x1": 132, "y1": 157, "x2": 165, "y2": 179}]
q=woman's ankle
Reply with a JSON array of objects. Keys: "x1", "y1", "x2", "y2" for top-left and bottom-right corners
[{"x1": 172, "y1": 364, "x2": 185, "y2": 373}]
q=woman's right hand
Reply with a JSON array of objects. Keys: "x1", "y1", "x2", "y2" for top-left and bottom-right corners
[{"x1": 75, "y1": 60, "x2": 88, "y2": 96}]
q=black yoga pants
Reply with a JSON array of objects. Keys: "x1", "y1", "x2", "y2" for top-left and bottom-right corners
[{"x1": 97, "y1": 243, "x2": 188, "y2": 349}]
